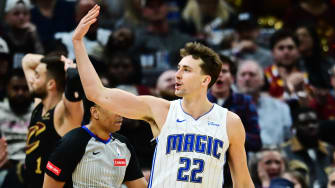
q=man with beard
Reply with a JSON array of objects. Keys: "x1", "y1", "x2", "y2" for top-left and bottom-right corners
[
  {"x1": 21, "y1": 53, "x2": 84, "y2": 188},
  {"x1": 281, "y1": 107, "x2": 333, "y2": 188},
  {"x1": 155, "y1": 69, "x2": 179, "y2": 100},
  {"x1": 0, "y1": 68, "x2": 33, "y2": 187}
]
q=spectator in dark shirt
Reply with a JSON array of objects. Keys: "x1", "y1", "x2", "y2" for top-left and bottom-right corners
[{"x1": 30, "y1": 0, "x2": 76, "y2": 49}]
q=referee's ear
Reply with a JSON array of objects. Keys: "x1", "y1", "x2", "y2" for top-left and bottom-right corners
[{"x1": 90, "y1": 106, "x2": 99, "y2": 120}]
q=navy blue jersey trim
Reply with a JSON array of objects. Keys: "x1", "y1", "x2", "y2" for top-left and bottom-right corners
[{"x1": 82, "y1": 126, "x2": 112, "y2": 144}]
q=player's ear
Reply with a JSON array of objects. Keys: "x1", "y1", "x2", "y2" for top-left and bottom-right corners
[{"x1": 202, "y1": 75, "x2": 211, "y2": 85}]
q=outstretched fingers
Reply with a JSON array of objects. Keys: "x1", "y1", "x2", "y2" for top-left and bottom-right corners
[{"x1": 82, "y1": 5, "x2": 100, "y2": 25}]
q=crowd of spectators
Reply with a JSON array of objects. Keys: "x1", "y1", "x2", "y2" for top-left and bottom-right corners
[{"x1": 0, "y1": 0, "x2": 335, "y2": 187}]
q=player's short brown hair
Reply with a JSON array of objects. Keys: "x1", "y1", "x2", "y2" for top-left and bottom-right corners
[{"x1": 180, "y1": 42, "x2": 222, "y2": 89}]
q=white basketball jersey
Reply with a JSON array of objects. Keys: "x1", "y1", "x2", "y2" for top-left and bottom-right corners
[{"x1": 149, "y1": 99, "x2": 230, "y2": 188}]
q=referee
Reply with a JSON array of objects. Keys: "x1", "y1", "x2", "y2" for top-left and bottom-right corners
[{"x1": 43, "y1": 100, "x2": 147, "y2": 188}]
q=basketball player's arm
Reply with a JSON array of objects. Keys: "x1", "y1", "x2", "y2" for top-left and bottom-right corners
[
  {"x1": 43, "y1": 175, "x2": 65, "y2": 188},
  {"x1": 226, "y1": 111, "x2": 255, "y2": 188},
  {"x1": 72, "y1": 5, "x2": 169, "y2": 133},
  {"x1": 22, "y1": 53, "x2": 43, "y2": 106},
  {"x1": 124, "y1": 177, "x2": 148, "y2": 188}
]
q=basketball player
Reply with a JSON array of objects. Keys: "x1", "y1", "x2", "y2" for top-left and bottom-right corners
[
  {"x1": 72, "y1": 5, "x2": 254, "y2": 188},
  {"x1": 22, "y1": 54, "x2": 84, "y2": 188},
  {"x1": 43, "y1": 100, "x2": 147, "y2": 188}
]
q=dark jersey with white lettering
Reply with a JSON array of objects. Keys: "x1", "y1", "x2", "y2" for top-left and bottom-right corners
[
  {"x1": 45, "y1": 126, "x2": 143, "y2": 188},
  {"x1": 25, "y1": 102, "x2": 61, "y2": 188}
]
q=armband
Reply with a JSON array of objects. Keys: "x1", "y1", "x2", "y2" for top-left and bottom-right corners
[{"x1": 64, "y1": 68, "x2": 84, "y2": 102}]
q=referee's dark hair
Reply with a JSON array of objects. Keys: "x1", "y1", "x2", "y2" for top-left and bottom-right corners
[{"x1": 82, "y1": 98, "x2": 96, "y2": 124}]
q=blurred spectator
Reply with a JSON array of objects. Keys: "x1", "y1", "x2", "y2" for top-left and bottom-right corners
[
  {"x1": 308, "y1": 84, "x2": 335, "y2": 120},
  {"x1": 106, "y1": 51, "x2": 149, "y2": 94},
  {"x1": 240, "y1": 0, "x2": 291, "y2": 19},
  {"x1": 208, "y1": 55, "x2": 261, "y2": 153},
  {"x1": 222, "y1": 12, "x2": 273, "y2": 68},
  {"x1": 0, "y1": 36, "x2": 12, "y2": 101},
  {"x1": 284, "y1": 0, "x2": 335, "y2": 57},
  {"x1": 281, "y1": 107, "x2": 333, "y2": 188},
  {"x1": 55, "y1": 0, "x2": 111, "y2": 60},
  {"x1": 295, "y1": 24, "x2": 335, "y2": 89},
  {"x1": 269, "y1": 177, "x2": 294, "y2": 188},
  {"x1": 249, "y1": 148, "x2": 287, "y2": 188},
  {"x1": 207, "y1": 55, "x2": 261, "y2": 187},
  {"x1": 104, "y1": 27, "x2": 134, "y2": 54},
  {"x1": 3, "y1": 0, "x2": 43, "y2": 68},
  {"x1": 0, "y1": 68, "x2": 32, "y2": 188},
  {"x1": 328, "y1": 168, "x2": 335, "y2": 188},
  {"x1": 133, "y1": 0, "x2": 193, "y2": 69},
  {"x1": 104, "y1": 50, "x2": 154, "y2": 168},
  {"x1": 154, "y1": 69, "x2": 179, "y2": 100},
  {"x1": 0, "y1": 68, "x2": 32, "y2": 162},
  {"x1": 115, "y1": 0, "x2": 145, "y2": 29},
  {"x1": 264, "y1": 29, "x2": 303, "y2": 100},
  {"x1": 237, "y1": 60, "x2": 292, "y2": 147},
  {"x1": 98, "y1": 0, "x2": 125, "y2": 28},
  {"x1": 182, "y1": 0, "x2": 234, "y2": 41},
  {"x1": 30, "y1": 0, "x2": 76, "y2": 48},
  {"x1": 282, "y1": 170, "x2": 309, "y2": 188}
]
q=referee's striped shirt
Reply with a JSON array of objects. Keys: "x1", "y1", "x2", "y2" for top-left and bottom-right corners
[{"x1": 45, "y1": 126, "x2": 143, "y2": 188}]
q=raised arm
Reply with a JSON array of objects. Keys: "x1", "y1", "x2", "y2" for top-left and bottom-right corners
[
  {"x1": 22, "y1": 53, "x2": 44, "y2": 106},
  {"x1": 22, "y1": 53, "x2": 44, "y2": 92},
  {"x1": 226, "y1": 111, "x2": 255, "y2": 188},
  {"x1": 72, "y1": 5, "x2": 169, "y2": 126},
  {"x1": 54, "y1": 58, "x2": 84, "y2": 136}
]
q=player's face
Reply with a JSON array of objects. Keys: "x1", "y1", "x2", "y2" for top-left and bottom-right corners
[
  {"x1": 260, "y1": 151, "x2": 285, "y2": 179},
  {"x1": 175, "y1": 56, "x2": 208, "y2": 97},
  {"x1": 96, "y1": 106, "x2": 123, "y2": 133},
  {"x1": 31, "y1": 63, "x2": 48, "y2": 99},
  {"x1": 211, "y1": 64, "x2": 233, "y2": 96}
]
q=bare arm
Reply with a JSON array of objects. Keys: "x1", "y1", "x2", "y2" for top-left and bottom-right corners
[
  {"x1": 21, "y1": 53, "x2": 43, "y2": 92},
  {"x1": 0, "y1": 138, "x2": 8, "y2": 168},
  {"x1": 43, "y1": 174, "x2": 65, "y2": 188},
  {"x1": 22, "y1": 53, "x2": 44, "y2": 106},
  {"x1": 124, "y1": 177, "x2": 148, "y2": 188},
  {"x1": 72, "y1": 5, "x2": 169, "y2": 126},
  {"x1": 54, "y1": 58, "x2": 84, "y2": 136},
  {"x1": 227, "y1": 111, "x2": 255, "y2": 188}
]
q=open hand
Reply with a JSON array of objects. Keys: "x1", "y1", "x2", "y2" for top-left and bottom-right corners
[{"x1": 72, "y1": 4, "x2": 100, "y2": 41}]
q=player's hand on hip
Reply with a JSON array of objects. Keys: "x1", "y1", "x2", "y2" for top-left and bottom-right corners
[{"x1": 72, "y1": 4, "x2": 100, "y2": 41}]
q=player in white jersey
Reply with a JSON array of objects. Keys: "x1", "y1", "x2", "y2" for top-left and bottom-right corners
[{"x1": 72, "y1": 4, "x2": 254, "y2": 188}]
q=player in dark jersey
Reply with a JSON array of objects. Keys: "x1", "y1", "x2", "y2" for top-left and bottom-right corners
[
  {"x1": 43, "y1": 100, "x2": 147, "y2": 188},
  {"x1": 22, "y1": 54, "x2": 84, "y2": 188}
]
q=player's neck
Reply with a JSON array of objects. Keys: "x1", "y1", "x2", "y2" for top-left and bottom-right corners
[
  {"x1": 41, "y1": 92, "x2": 62, "y2": 115},
  {"x1": 181, "y1": 95, "x2": 213, "y2": 120}
]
